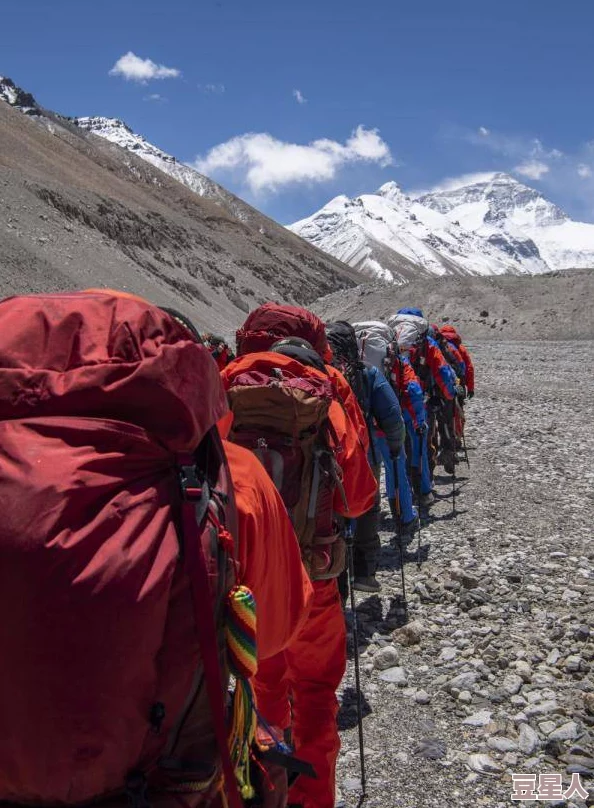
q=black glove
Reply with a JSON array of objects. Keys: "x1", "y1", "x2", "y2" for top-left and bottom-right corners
[
  {"x1": 456, "y1": 385, "x2": 466, "y2": 399},
  {"x1": 468, "y1": 391, "x2": 474, "y2": 400}
]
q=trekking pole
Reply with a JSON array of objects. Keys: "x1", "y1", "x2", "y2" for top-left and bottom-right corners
[
  {"x1": 344, "y1": 519, "x2": 367, "y2": 798},
  {"x1": 392, "y1": 460, "x2": 407, "y2": 609},
  {"x1": 416, "y1": 431, "x2": 424, "y2": 569},
  {"x1": 455, "y1": 398, "x2": 470, "y2": 468},
  {"x1": 461, "y1": 430, "x2": 470, "y2": 469},
  {"x1": 449, "y1": 417, "x2": 457, "y2": 517}
]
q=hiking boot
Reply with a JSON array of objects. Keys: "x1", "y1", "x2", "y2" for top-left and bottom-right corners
[
  {"x1": 419, "y1": 491, "x2": 435, "y2": 508},
  {"x1": 353, "y1": 575, "x2": 381, "y2": 593}
]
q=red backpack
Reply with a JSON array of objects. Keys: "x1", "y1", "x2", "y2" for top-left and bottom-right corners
[
  {"x1": 0, "y1": 292, "x2": 243, "y2": 808},
  {"x1": 236, "y1": 303, "x2": 331, "y2": 360},
  {"x1": 224, "y1": 354, "x2": 346, "y2": 581}
]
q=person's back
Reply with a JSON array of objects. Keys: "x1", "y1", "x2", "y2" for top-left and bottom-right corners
[
  {"x1": 227, "y1": 304, "x2": 376, "y2": 808},
  {"x1": 389, "y1": 308, "x2": 457, "y2": 475},
  {"x1": 237, "y1": 302, "x2": 370, "y2": 453},
  {"x1": 327, "y1": 322, "x2": 413, "y2": 592},
  {"x1": 0, "y1": 291, "x2": 244, "y2": 808},
  {"x1": 441, "y1": 324, "x2": 475, "y2": 398},
  {"x1": 0, "y1": 291, "x2": 313, "y2": 808}
]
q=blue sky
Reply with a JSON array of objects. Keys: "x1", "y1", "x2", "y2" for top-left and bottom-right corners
[{"x1": 3, "y1": 0, "x2": 594, "y2": 223}]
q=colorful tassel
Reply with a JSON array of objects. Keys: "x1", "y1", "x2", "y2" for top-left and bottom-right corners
[{"x1": 226, "y1": 585, "x2": 258, "y2": 800}]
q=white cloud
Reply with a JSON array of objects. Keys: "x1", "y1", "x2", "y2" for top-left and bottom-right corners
[
  {"x1": 441, "y1": 123, "x2": 594, "y2": 219},
  {"x1": 514, "y1": 160, "x2": 550, "y2": 180},
  {"x1": 411, "y1": 171, "x2": 499, "y2": 197},
  {"x1": 109, "y1": 52, "x2": 180, "y2": 83},
  {"x1": 199, "y1": 83, "x2": 226, "y2": 94},
  {"x1": 193, "y1": 125, "x2": 392, "y2": 193},
  {"x1": 478, "y1": 126, "x2": 490, "y2": 136},
  {"x1": 293, "y1": 89, "x2": 307, "y2": 105},
  {"x1": 145, "y1": 93, "x2": 165, "y2": 102}
]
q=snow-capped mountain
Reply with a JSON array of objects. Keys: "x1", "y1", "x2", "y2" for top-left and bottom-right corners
[
  {"x1": 290, "y1": 180, "x2": 549, "y2": 283},
  {"x1": 0, "y1": 76, "x2": 257, "y2": 226},
  {"x1": 418, "y1": 172, "x2": 594, "y2": 272},
  {"x1": 0, "y1": 76, "x2": 39, "y2": 114},
  {"x1": 291, "y1": 173, "x2": 594, "y2": 281},
  {"x1": 74, "y1": 116, "x2": 253, "y2": 222}
]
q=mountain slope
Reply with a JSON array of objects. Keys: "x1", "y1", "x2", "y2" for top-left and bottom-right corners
[
  {"x1": 290, "y1": 181, "x2": 549, "y2": 284},
  {"x1": 418, "y1": 172, "x2": 594, "y2": 271},
  {"x1": 0, "y1": 76, "x2": 365, "y2": 335},
  {"x1": 74, "y1": 116, "x2": 256, "y2": 224},
  {"x1": 312, "y1": 268, "x2": 594, "y2": 341}
]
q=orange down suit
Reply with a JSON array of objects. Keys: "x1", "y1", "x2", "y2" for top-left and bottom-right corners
[
  {"x1": 221, "y1": 353, "x2": 376, "y2": 808},
  {"x1": 224, "y1": 440, "x2": 313, "y2": 663}
]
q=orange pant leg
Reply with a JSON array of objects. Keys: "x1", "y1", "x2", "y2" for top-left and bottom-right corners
[
  {"x1": 286, "y1": 579, "x2": 346, "y2": 808},
  {"x1": 254, "y1": 580, "x2": 346, "y2": 808}
]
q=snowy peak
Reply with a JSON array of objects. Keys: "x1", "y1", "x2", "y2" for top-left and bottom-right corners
[
  {"x1": 290, "y1": 181, "x2": 547, "y2": 283},
  {"x1": 419, "y1": 172, "x2": 568, "y2": 230},
  {"x1": 376, "y1": 181, "x2": 409, "y2": 206},
  {"x1": 0, "y1": 76, "x2": 40, "y2": 113},
  {"x1": 76, "y1": 116, "x2": 177, "y2": 166},
  {"x1": 293, "y1": 168, "x2": 594, "y2": 281},
  {"x1": 418, "y1": 173, "x2": 594, "y2": 271}
]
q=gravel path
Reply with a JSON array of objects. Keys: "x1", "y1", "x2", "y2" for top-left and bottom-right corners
[{"x1": 338, "y1": 341, "x2": 594, "y2": 808}]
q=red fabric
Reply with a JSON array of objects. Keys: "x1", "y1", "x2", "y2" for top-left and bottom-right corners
[
  {"x1": 224, "y1": 441, "x2": 313, "y2": 661},
  {"x1": 213, "y1": 348, "x2": 230, "y2": 370},
  {"x1": 236, "y1": 303, "x2": 332, "y2": 362},
  {"x1": 458, "y1": 344, "x2": 474, "y2": 392},
  {"x1": 0, "y1": 292, "x2": 230, "y2": 804},
  {"x1": 220, "y1": 353, "x2": 376, "y2": 518},
  {"x1": 441, "y1": 336, "x2": 465, "y2": 376},
  {"x1": 411, "y1": 340, "x2": 455, "y2": 400},
  {"x1": 441, "y1": 325, "x2": 475, "y2": 393},
  {"x1": 254, "y1": 580, "x2": 346, "y2": 808},
  {"x1": 181, "y1": 493, "x2": 243, "y2": 808},
  {"x1": 391, "y1": 358, "x2": 423, "y2": 426},
  {"x1": 0, "y1": 291, "x2": 228, "y2": 448}
]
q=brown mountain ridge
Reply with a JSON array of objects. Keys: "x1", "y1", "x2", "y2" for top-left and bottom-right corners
[{"x1": 0, "y1": 88, "x2": 365, "y2": 335}]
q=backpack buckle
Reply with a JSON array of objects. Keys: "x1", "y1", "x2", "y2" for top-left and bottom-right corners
[{"x1": 179, "y1": 462, "x2": 203, "y2": 500}]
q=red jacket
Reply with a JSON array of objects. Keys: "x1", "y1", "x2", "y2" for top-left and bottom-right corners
[
  {"x1": 409, "y1": 337, "x2": 457, "y2": 400},
  {"x1": 224, "y1": 440, "x2": 313, "y2": 662},
  {"x1": 441, "y1": 325, "x2": 475, "y2": 393}
]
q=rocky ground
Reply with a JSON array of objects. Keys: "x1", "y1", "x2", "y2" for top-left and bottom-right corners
[{"x1": 338, "y1": 340, "x2": 594, "y2": 807}]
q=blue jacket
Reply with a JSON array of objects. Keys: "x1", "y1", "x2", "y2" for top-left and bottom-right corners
[{"x1": 360, "y1": 364, "x2": 405, "y2": 461}]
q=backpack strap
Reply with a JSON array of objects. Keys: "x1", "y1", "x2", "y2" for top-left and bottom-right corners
[{"x1": 178, "y1": 455, "x2": 244, "y2": 808}]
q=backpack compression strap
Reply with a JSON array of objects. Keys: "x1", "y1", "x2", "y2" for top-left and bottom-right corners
[{"x1": 179, "y1": 457, "x2": 243, "y2": 808}]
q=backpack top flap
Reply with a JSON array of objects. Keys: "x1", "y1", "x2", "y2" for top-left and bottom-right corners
[
  {"x1": 0, "y1": 291, "x2": 227, "y2": 451},
  {"x1": 236, "y1": 302, "x2": 331, "y2": 361},
  {"x1": 227, "y1": 369, "x2": 332, "y2": 438}
]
